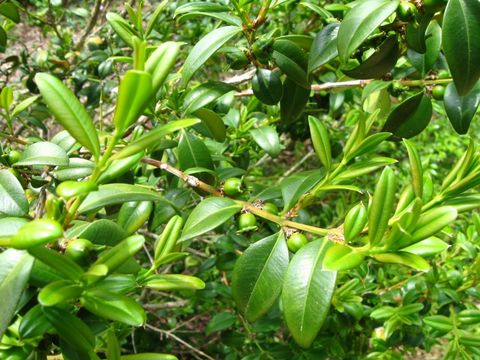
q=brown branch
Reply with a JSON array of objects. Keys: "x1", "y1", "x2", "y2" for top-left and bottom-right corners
[{"x1": 74, "y1": 0, "x2": 103, "y2": 51}]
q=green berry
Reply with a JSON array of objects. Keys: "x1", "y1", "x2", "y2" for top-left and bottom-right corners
[
  {"x1": 431, "y1": 85, "x2": 445, "y2": 100},
  {"x1": 397, "y1": 2, "x2": 417, "y2": 22},
  {"x1": 224, "y1": 177, "x2": 243, "y2": 196},
  {"x1": 8, "y1": 150, "x2": 21, "y2": 164},
  {"x1": 287, "y1": 233, "x2": 308, "y2": 253},
  {"x1": 263, "y1": 202, "x2": 278, "y2": 215},
  {"x1": 437, "y1": 70, "x2": 450, "y2": 79},
  {"x1": 238, "y1": 213, "x2": 257, "y2": 231},
  {"x1": 65, "y1": 238, "x2": 93, "y2": 265}
]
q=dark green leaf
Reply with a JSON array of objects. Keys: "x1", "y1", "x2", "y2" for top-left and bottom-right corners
[
  {"x1": 272, "y1": 40, "x2": 309, "y2": 88},
  {"x1": 252, "y1": 69, "x2": 283, "y2": 105},
  {"x1": 250, "y1": 126, "x2": 282, "y2": 158},
  {"x1": 183, "y1": 81, "x2": 236, "y2": 114},
  {"x1": 407, "y1": 21, "x2": 441, "y2": 76},
  {"x1": 0, "y1": 3, "x2": 20, "y2": 23},
  {"x1": 308, "y1": 23, "x2": 339, "y2": 73},
  {"x1": 193, "y1": 108, "x2": 227, "y2": 142},
  {"x1": 280, "y1": 78, "x2": 310, "y2": 123},
  {"x1": 205, "y1": 312, "x2": 237, "y2": 336},
  {"x1": 444, "y1": 82, "x2": 480, "y2": 134},
  {"x1": 406, "y1": 14, "x2": 433, "y2": 53},
  {"x1": 232, "y1": 232, "x2": 289, "y2": 322}
]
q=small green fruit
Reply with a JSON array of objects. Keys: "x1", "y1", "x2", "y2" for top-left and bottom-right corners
[
  {"x1": 437, "y1": 70, "x2": 450, "y2": 79},
  {"x1": 263, "y1": 202, "x2": 278, "y2": 215},
  {"x1": 287, "y1": 233, "x2": 308, "y2": 252},
  {"x1": 238, "y1": 213, "x2": 257, "y2": 231},
  {"x1": 65, "y1": 238, "x2": 93, "y2": 265},
  {"x1": 431, "y1": 85, "x2": 445, "y2": 100},
  {"x1": 397, "y1": 2, "x2": 417, "y2": 21},
  {"x1": 8, "y1": 150, "x2": 21, "y2": 164},
  {"x1": 224, "y1": 177, "x2": 243, "y2": 196}
]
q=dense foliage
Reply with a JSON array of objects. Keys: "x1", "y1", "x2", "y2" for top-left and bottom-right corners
[{"x1": 1, "y1": 0, "x2": 480, "y2": 359}]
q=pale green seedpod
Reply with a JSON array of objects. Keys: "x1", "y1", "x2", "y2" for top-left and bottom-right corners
[
  {"x1": 308, "y1": 116, "x2": 332, "y2": 170},
  {"x1": 117, "y1": 201, "x2": 154, "y2": 235},
  {"x1": 56, "y1": 180, "x2": 97, "y2": 199},
  {"x1": 343, "y1": 202, "x2": 367, "y2": 242},
  {"x1": 3, "y1": 219, "x2": 63, "y2": 249}
]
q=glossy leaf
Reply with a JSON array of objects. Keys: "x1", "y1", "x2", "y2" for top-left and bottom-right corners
[
  {"x1": 113, "y1": 70, "x2": 153, "y2": 134},
  {"x1": 43, "y1": 306, "x2": 95, "y2": 352},
  {"x1": 343, "y1": 35, "x2": 399, "y2": 79},
  {"x1": 442, "y1": 0, "x2": 480, "y2": 95},
  {"x1": 368, "y1": 167, "x2": 397, "y2": 245},
  {"x1": 373, "y1": 252, "x2": 430, "y2": 271},
  {"x1": 142, "y1": 274, "x2": 205, "y2": 291},
  {"x1": 308, "y1": 23, "x2": 339, "y2": 73},
  {"x1": 0, "y1": 217, "x2": 28, "y2": 238},
  {"x1": 180, "y1": 197, "x2": 241, "y2": 241},
  {"x1": 280, "y1": 78, "x2": 310, "y2": 123},
  {"x1": 177, "y1": 131, "x2": 215, "y2": 184},
  {"x1": 404, "y1": 139, "x2": 423, "y2": 198},
  {"x1": 0, "y1": 169, "x2": 28, "y2": 217},
  {"x1": 183, "y1": 81, "x2": 235, "y2": 114},
  {"x1": 423, "y1": 315, "x2": 454, "y2": 333},
  {"x1": 337, "y1": 0, "x2": 399, "y2": 63},
  {"x1": 232, "y1": 232, "x2": 289, "y2": 322},
  {"x1": 282, "y1": 240, "x2": 336, "y2": 348},
  {"x1": 382, "y1": 91, "x2": 432, "y2": 139},
  {"x1": 92, "y1": 235, "x2": 145, "y2": 274},
  {"x1": 4, "y1": 219, "x2": 63, "y2": 249},
  {"x1": 344, "y1": 203, "x2": 367, "y2": 242},
  {"x1": 406, "y1": 13, "x2": 432, "y2": 53},
  {"x1": 28, "y1": 246, "x2": 84, "y2": 280},
  {"x1": 272, "y1": 39, "x2": 309, "y2": 88},
  {"x1": 81, "y1": 289, "x2": 145, "y2": 326},
  {"x1": 106, "y1": 12, "x2": 136, "y2": 47},
  {"x1": 323, "y1": 242, "x2": 364, "y2": 271},
  {"x1": 252, "y1": 69, "x2": 283, "y2": 105},
  {"x1": 38, "y1": 280, "x2": 83, "y2": 306},
  {"x1": 117, "y1": 201, "x2": 154, "y2": 235},
  {"x1": 0, "y1": 3, "x2": 20, "y2": 23},
  {"x1": 250, "y1": 126, "x2": 282, "y2": 158},
  {"x1": 444, "y1": 82, "x2": 480, "y2": 135},
  {"x1": 182, "y1": 26, "x2": 242, "y2": 85},
  {"x1": 99, "y1": 151, "x2": 144, "y2": 180},
  {"x1": 78, "y1": 184, "x2": 163, "y2": 213},
  {"x1": 145, "y1": 41, "x2": 181, "y2": 93},
  {"x1": 34, "y1": 73, "x2": 100, "y2": 159},
  {"x1": 411, "y1": 206, "x2": 457, "y2": 242},
  {"x1": 407, "y1": 21, "x2": 441, "y2": 76},
  {"x1": 400, "y1": 237, "x2": 449, "y2": 256},
  {"x1": 154, "y1": 215, "x2": 184, "y2": 261},
  {"x1": 14, "y1": 141, "x2": 69, "y2": 167},
  {"x1": 193, "y1": 108, "x2": 227, "y2": 142},
  {"x1": 121, "y1": 354, "x2": 177, "y2": 360},
  {"x1": 281, "y1": 170, "x2": 322, "y2": 211},
  {"x1": 19, "y1": 305, "x2": 51, "y2": 339},
  {"x1": 308, "y1": 116, "x2": 331, "y2": 170},
  {"x1": 0, "y1": 249, "x2": 34, "y2": 338}
]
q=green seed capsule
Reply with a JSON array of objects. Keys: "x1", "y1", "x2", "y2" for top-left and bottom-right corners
[
  {"x1": 223, "y1": 177, "x2": 243, "y2": 196},
  {"x1": 56, "y1": 180, "x2": 97, "y2": 199},
  {"x1": 6, "y1": 219, "x2": 63, "y2": 249},
  {"x1": 263, "y1": 202, "x2": 278, "y2": 215},
  {"x1": 238, "y1": 213, "x2": 257, "y2": 232},
  {"x1": 287, "y1": 233, "x2": 308, "y2": 252}
]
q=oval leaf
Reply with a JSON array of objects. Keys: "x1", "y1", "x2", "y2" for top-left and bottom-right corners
[
  {"x1": 0, "y1": 170, "x2": 28, "y2": 217},
  {"x1": 14, "y1": 141, "x2": 69, "y2": 167},
  {"x1": 444, "y1": 82, "x2": 480, "y2": 135}
]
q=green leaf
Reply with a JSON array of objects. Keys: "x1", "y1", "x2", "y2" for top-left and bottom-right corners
[
  {"x1": 180, "y1": 197, "x2": 241, "y2": 241},
  {"x1": 373, "y1": 252, "x2": 430, "y2": 271},
  {"x1": 183, "y1": 81, "x2": 236, "y2": 114},
  {"x1": 411, "y1": 206, "x2": 457, "y2": 242},
  {"x1": 0, "y1": 217, "x2": 28, "y2": 238},
  {"x1": 232, "y1": 232, "x2": 289, "y2": 322},
  {"x1": 308, "y1": 23, "x2": 339, "y2": 74},
  {"x1": 100, "y1": 151, "x2": 144, "y2": 179},
  {"x1": 407, "y1": 21, "x2": 441, "y2": 76},
  {"x1": 272, "y1": 39, "x2": 309, "y2": 88},
  {"x1": 342, "y1": 35, "x2": 400, "y2": 79},
  {"x1": 252, "y1": 69, "x2": 283, "y2": 105},
  {"x1": 442, "y1": 0, "x2": 480, "y2": 95},
  {"x1": 177, "y1": 131, "x2": 215, "y2": 184},
  {"x1": 3, "y1": 219, "x2": 63, "y2": 250},
  {"x1": 28, "y1": 246, "x2": 84, "y2": 280},
  {"x1": 42, "y1": 306, "x2": 95, "y2": 352},
  {"x1": 406, "y1": 13, "x2": 432, "y2": 53},
  {"x1": 182, "y1": 26, "x2": 242, "y2": 85},
  {"x1": 337, "y1": 0, "x2": 399, "y2": 63},
  {"x1": 205, "y1": 312, "x2": 237, "y2": 336},
  {"x1": 34, "y1": 73, "x2": 100, "y2": 159},
  {"x1": 280, "y1": 78, "x2": 310, "y2": 123},
  {"x1": 113, "y1": 70, "x2": 153, "y2": 134},
  {"x1": 444, "y1": 82, "x2": 480, "y2": 135},
  {"x1": 323, "y1": 242, "x2": 364, "y2": 271},
  {"x1": 0, "y1": 249, "x2": 34, "y2": 338},
  {"x1": 382, "y1": 91, "x2": 432, "y2": 139},
  {"x1": 106, "y1": 12, "x2": 136, "y2": 48},
  {"x1": 78, "y1": 184, "x2": 163, "y2": 213},
  {"x1": 344, "y1": 203, "x2": 368, "y2": 242},
  {"x1": 193, "y1": 108, "x2": 227, "y2": 142},
  {"x1": 145, "y1": 41, "x2": 181, "y2": 93},
  {"x1": 11, "y1": 95, "x2": 39, "y2": 117},
  {"x1": 142, "y1": 274, "x2": 205, "y2": 291},
  {"x1": 67, "y1": 219, "x2": 127, "y2": 246},
  {"x1": 368, "y1": 167, "x2": 397, "y2": 245},
  {"x1": 0, "y1": 86, "x2": 12, "y2": 110},
  {"x1": 117, "y1": 201, "x2": 154, "y2": 235},
  {"x1": 38, "y1": 280, "x2": 83, "y2": 306},
  {"x1": 0, "y1": 25, "x2": 6, "y2": 47},
  {"x1": 0, "y1": 3, "x2": 20, "y2": 23},
  {"x1": 0, "y1": 169, "x2": 28, "y2": 217},
  {"x1": 250, "y1": 126, "x2": 282, "y2": 158},
  {"x1": 308, "y1": 116, "x2": 331, "y2": 170},
  {"x1": 19, "y1": 304, "x2": 52, "y2": 339},
  {"x1": 14, "y1": 141, "x2": 69, "y2": 167},
  {"x1": 400, "y1": 237, "x2": 449, "y2": 256},
  {"x1": 282, "y1": 240, "x2": 336, "y2": 348},
  {"x1": 404, "y1": 139, "x2": 423, "y2": 198},
  {"x1": 281, "y1": 170, "x2": 322, "y2": 211},
  {"x1": 81, "y1": 289, "x2": 145, "y2": 326},
  {"x1": 423, "y1": 315, "x2": 454, "y2": 333}
]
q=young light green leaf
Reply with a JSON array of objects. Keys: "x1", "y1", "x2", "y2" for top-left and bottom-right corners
[
  {"x1": 14, "y1": 141, "x2": 69, "y2": 167},
  {"x1": 442, "y1": 0, "x2": 480, "y2": 95},
  {"x1": 180, "y1": 197, "x2": 242, "y2": 241},
  {"x1": 78, "y1": 184, "x2": 163, "y2": 213},
  {"x1": 145, "y1": 41, "x2": 182, "y2": 93},
  {"x1": 182, "y1": 26, "x2": 242, "y2": 85},
  {"x1": 232, "y1": 232, "x2": 289, "y2": 322},
  {"x1": 337, "y1": 0, "x2": 399, "y2": 63},
  {"x1": 4, "y1": 219, "x2": 63, "y2": 250},
  {"x1": 0, "y1": 169, "x2": 28, "y2": 217},
  {"x1": 308, "y1": 116, "x2": 331, "y2": 170},
  {"x1": 117, "y1": 201, "x2": 154, "y2": 235},
  {"x1": 38, "y1": 280, "x2": 83, "y2": 307},
  {"x1": 250, "y1": 126, "x2": 282, "y2": 158},
  {"x1": 34, "y1": 73, "x2": 100, "y2": 159},
  {"x1": 373, "y1": 252, "x2": 430, "y2": 271},
  {"x1": 400, "y1": 237, "x2": 449, "y2": 257},
  {"x1": 106, "y1": 12, "x2": 136, "y2": 48},
  {"x1": 142, "y1": 274, "x2": 205, "y2": 291},
  {"x1": 282, "y1": 239, "x2": 336, "y2": 348},
  {"x1": 368, "y1": 167, "x2": 396, "y2": 245},
  {"x1": 81, "y1": 289, "x2": 145, "y2": 326},
  {"x1": 404, "y1": 139, "x2": 423, "y2": 198},
  {"x1": 411, "y1": 206, "x2": 457, "y2": 242},
  {"x1": 323, "y1": 242, "x2": 364, "y2": 271},
  {"x1": 0, "y1": 249, "x2": 34, "y2": 339},
  {"x1": 113, "y1": 119, "x2": 199, "y2": 159},
  {"x1": 193, "y1": 108, "x2": 227, "y2": 142},
  {"x1": 28, "y1": 246, "x2": 84, "y2": 280}
]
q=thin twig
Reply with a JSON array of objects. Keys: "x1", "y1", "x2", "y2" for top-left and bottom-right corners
[
  {"x1": 75, "y1": 0, "x2": 103, "y2": 51},
  {"x1": 145, "y1": 324, "x2": 214, "y2": 360}
]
